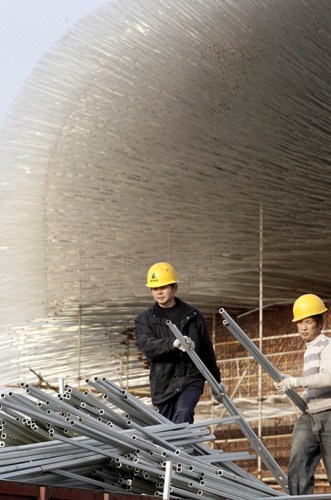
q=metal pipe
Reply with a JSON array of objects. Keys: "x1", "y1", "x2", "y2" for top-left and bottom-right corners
[
  {"x1": 166, "y1": 320, "x2": 288, "y2": 493},
  {"x1": 219, "y1": 308, "x2": 306, "y2": 413},
  {"x1": 218, "y1": 370, "x2": 247, "y2": 419},
  {"x1": 258, "y1": 201, "x2": 263, "y2": 479},
  {"x1": 78, "y1": 304, "x2": 82, "y2": 390},
  {"x1": 53, "y1": 468, "x2": 119, "y2": 492},
  {"x1": 0, "y1": 377, "x2": 290, "y2": 498},
  {"x1": 162, "y1": 460, "x2": 172, "y2": 500}
]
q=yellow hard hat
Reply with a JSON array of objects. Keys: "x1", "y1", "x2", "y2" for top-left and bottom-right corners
[
  {"x1": 146, "y1": 262, "x2": 179, "y2": 288},
  {"x1": 292, "y1": 294, "x2": 327, "y2": 322}
]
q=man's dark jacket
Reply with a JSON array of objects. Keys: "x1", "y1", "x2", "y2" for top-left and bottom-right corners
[{"x1": 134, "y1": 298, "x2": 221, "y2": 404}]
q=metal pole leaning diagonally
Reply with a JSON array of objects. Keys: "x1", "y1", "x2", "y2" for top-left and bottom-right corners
[
  {"x1": 166, "y1": 320, "x2": 289, "y2": 494},
  {"x1": 219, "y1": 308, "x2": 307, "y2": 413}
]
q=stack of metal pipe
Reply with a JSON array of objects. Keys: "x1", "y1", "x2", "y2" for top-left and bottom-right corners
[{"x1": 0, "y1": 378, "x2": 287, "y2": 499}]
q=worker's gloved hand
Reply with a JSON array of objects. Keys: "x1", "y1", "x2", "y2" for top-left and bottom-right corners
[
  {"x1": 173, "y1": 336, "x2": 195, "y2": 351},
  {"x1": 212, "y1": 382, "x2": 227, "y2": 402},
  {"x1": 274, "y1": 377, "x2": 299, "y2": 393},
  {"x1": 173, "y1": 339, "x2": 184, "y2": 351}
]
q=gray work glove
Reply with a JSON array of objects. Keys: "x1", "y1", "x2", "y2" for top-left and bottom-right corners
[
  {"x1": 274, "y1": 377, "x2": 299, "y2": 393},
  {"x1": 173, "y1": 336, "x2": 195, "y2": 351},
  {"x1": 212, "y1": 382, "x2": 227, "y2": 402}
]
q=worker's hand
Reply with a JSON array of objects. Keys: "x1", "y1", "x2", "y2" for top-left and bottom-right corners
[
  {"x1": 212, "y1": 382, "x2": 227, "y2": 402},
  {"x1": 173, "y1": 336, "x2": 195, "y2": 351},
  {"x1": 274, "y1": 377, "x2": 299, "y2": 393},
  {"x1": 173, "y1": 339, "x2": 184, "y2": 351}
]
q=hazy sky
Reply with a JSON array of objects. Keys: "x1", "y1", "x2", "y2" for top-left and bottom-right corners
[{"x1": 0, "y1": 0, "x2": 109, "y2": 130}]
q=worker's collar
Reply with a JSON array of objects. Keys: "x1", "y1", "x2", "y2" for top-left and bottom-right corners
[
  {"x1": 305, "y1": 332, "x2": 325, "y2": 347},
  {"x1": 153, "y1": 296, "x2": 181, "y2": 317}
]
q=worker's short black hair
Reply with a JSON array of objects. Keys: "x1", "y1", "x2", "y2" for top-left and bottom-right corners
[{"x1": 312, "y1": 314, "x2": 323, "y2": 325}]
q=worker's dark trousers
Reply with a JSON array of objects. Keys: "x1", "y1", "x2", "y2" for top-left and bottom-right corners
[
  {"x1": 155, "y1": 386, "x2": 202, "y2": 424},
  {"x1": 288, "y1": 410, "x2": 331, "y2": 494}
]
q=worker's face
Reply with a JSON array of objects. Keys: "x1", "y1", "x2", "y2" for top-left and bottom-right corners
[
  {"x1": 151, "y1": 284, "x2": 177, "y2": 308},
  {"x1": 296, "y1": 316, "x2": 322, "y2": 344}
]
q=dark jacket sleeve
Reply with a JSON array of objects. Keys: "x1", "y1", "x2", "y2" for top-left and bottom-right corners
[
  {"x1": 197, "y1": 313, "x2": 221, "y2": 383},
  {"x1": 134, "y1": 311, "x2": 175, "y2": 361}
]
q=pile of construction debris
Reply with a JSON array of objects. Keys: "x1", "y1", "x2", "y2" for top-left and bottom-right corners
[{"x1": 0, "y1": 377, "x2": 287, "y2": 499}]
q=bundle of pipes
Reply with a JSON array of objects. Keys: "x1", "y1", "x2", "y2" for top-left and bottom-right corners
[{"x1": 0, "y1": 378, "x2": 288, "y2": 499}]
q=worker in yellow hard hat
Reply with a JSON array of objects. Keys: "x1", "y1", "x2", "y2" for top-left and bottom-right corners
[
  {"x1": 275, "y1": 294, "x2": 331, "y2": 495},
  {"x1": 134, "y1": 262, "x2": 222, "y2": 424}
]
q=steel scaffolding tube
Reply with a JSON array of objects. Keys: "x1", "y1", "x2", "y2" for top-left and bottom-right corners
[
  {"x1": 219, "y1": 308, "x2": 307, "y2": 413},
  {"x1": 166, "y1": 319, "x2": 288, "y2": 493},
  {"x1": 0, "y1": 378, "x2": 294, "y2": 498}
]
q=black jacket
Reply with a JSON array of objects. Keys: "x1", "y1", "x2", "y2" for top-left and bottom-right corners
[{"x1": 134, "y1": 298, "x2": 221, "y2": 404}]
